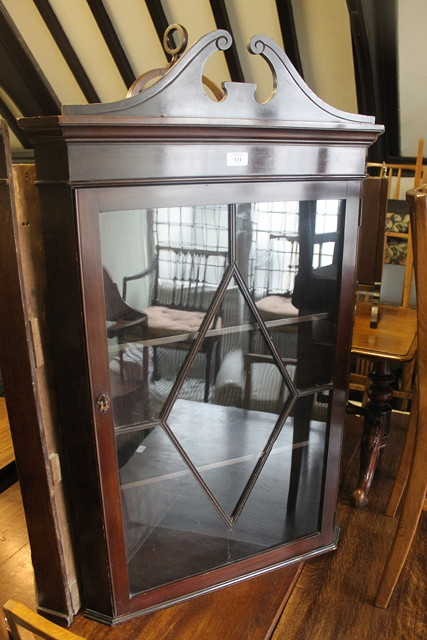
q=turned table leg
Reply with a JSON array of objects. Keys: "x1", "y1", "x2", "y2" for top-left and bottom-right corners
[{"x1": 351, "y1": 359, "x2": 394, "y2": 508}]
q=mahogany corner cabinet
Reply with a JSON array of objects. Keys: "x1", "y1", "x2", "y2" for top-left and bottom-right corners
[{"x1": 20, "y1": 29, "x2": 383, "y2": 624}]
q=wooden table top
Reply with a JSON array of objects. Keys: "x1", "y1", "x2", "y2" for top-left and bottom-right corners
[{"x1": 352, "y1": 302, "x2": 417, "y2": 361}]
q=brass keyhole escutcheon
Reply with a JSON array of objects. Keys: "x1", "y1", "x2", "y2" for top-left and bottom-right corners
[{"x1": 96, "y1": 393, "x2": 111, "y2": 413}]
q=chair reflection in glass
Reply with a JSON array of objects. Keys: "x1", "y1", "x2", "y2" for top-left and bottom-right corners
[
  {"x1": 121, "y1": 205, "x2": 228, "y2": 407},
  {"x1": 255, "y1": 199, "x2": 343, "y2": 404},
  {"x1": 240, "y1": 199, "x2": 343, "y2": 510},
  {"x1": 103, "y1": 267, "x2": 151, "y2": 466},
  {"x1": 253, "y1": 232, "x2": 300, "y2": 327}
]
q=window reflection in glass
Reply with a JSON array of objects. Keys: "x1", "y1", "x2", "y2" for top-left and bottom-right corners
[
  {"x1": 99, "y1": 199, "x2": 343, "y2": 428},
  {"x1": 98, "y1": 198, "x2": 343, "y2": 594}
]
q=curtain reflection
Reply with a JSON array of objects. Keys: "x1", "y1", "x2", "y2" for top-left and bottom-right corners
[
  {"x1": 99, "y1": 198, "x2": 343, "y2": 593},
  {"x1": 100, "y1": 200, "x2": 342, "y2": 429}
]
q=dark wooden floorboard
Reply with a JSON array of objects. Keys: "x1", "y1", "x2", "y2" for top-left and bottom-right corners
[
  {"x1": 0, "y1": 482, "x2": 35, "y2": 611},
  {"x1": 72, "y1": 564, "x2": 302, "y2": 639},
  {"x1": 272, "y1": 413, "x2": 427, "y2": 640},
  {"x1": 0, "y1": 413, "x2": 426, "y2": 639}
]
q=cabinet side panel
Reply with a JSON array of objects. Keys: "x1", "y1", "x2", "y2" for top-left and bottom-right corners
[
  {"x1": 37, "y1": 182, "x2": 115, "y2": 619},
  {"x1": 0, "y1": 125, "x2": 75, "y2": 622}
]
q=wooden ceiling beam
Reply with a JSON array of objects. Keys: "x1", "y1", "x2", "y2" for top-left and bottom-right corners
[
  {"x1": 86, "y1": 0, "x2": 136, "y2": 89},
  {"x1": 208, "y1": 0, "x2": 245, "y2": 82},
  {"x1": 0, "y1": 100, "x2": 31, "y2": 148},
  {"x1": 275, "y1": 0, "x2": 304, "y2": 77},
  {"x1": 33, "y1": 0, "x2": 100, "y2": 103},
  {"x1": 144, "y1": 0, "x2": 170, "y2": 60},
  {"x1": 346, "y1": 0, "x2": 398, "y2": 161},
  {"x1": 0, "y1": 3, "x2": 60, "y2": 118}
]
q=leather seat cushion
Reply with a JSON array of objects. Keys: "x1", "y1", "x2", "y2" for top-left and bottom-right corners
[
  {"x1": 144, "y1": 305, "x2": 220, "y2": 338},
  {"x1": 256, "y1": 295, "x2": 298, "y2": 321}
]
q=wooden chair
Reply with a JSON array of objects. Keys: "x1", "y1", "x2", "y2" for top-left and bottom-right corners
[
  {"x1": 123, "y1": 245, "x2": 227, "y2": 403},
  {"x1": 355, "y1": 176, "x2": 388, "y2": 328},
  {"x1": 0, "y1": 606, "x2": 8, "y2": 640},
  {"x1": 374, "y1": 185, "x2": 427, "y2": 608},
  {"x1": 243, "y1": 352, "x2": 296, "y2": 414},
  {"x1": 104, "y1": 266, "x2": 147, "y2": 343},
  {"x1": 2, "y1": 599, "x2": 85, "y2": 639},
  {"x1": 102, "y1": 267, "x2": 151, "y2": 465},
  {"x1": 252, "y1": 231, "x2": 299, "y2": 324},
  {"x1": 366, "y1": 137, "x2": 424, "y2": 309},
  {"x1": 349, "y1": 176, "x2": 418, "y2": 508}
]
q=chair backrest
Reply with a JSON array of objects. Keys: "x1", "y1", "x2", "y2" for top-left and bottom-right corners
[
  {"x1": 0, "y1": 606, "x2": 8, "y2": 640},
  {"x1": 367, "y1": 137, "x2": 425, "y2": 309},
  {"x1": 355, "y1": 176, "x2": 389, "y2": 327},
  {"x1": 103, "y1": 267, "x2": 147, "y2": 324},
  {"x1": 2, "y1": 600, "x2": 85, "y2": 640},
  {"x1": 406, "y1": 187, "x2": 427, "y2": 500},
  {"x1": 407, "y1": 187, "x2": 427, "y2": 512},
  {"x1": 357, "y1": 176, "x2": 389, "y2": 288},
  {"x1": 152, "y1": 245, "x2": 228, "y2": 311},
  {"x1": 367, "y1": 138, "x2": 424, "y2": 200},
  {"x1": 407, "y1": 186, "x2": 427, "y2": 396}
]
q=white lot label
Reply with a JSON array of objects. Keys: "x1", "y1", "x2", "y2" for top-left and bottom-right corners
[{"x1": 227, "y1": 151, "x2": 248, "y2": 166}]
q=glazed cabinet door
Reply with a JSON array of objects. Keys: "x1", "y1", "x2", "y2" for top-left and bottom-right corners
[{"x1": 75, "y1": 178, "x2": 359, "y2": 619}]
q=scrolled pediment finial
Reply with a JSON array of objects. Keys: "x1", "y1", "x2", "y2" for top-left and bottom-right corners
[{"x1": 63, "y1": 28, "x2": 378, "y2": 129}]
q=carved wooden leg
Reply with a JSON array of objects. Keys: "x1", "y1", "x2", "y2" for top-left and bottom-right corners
[{"x1": 351, "y1": 359, "x2": 394, "y2": 508}]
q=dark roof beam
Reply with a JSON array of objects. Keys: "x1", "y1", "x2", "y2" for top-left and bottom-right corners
[
  {"x1": 0, "y1": 3, "x2": 61, "y2": 116},
  {"x1": 208, "y1": 0, "x2": 245, "y2": 82},
  {"x1": 346, "y1": 0, "x2": 398, "y2": 161},
  {"x1": 0, "y1": 101, "x2": 31, "y2": 148},
  {"x1": 144, "y1": 0, "x2": 171, "y2": 61},
  {"x1": 33, "y1": 0, "x2": 100, "y2": 103},
  {"x1": 275, "y1": 0, "x2": 304, "y2": 77},
  {"x1": 86, "y1": 0, "x2": 136, "y2": 89}
]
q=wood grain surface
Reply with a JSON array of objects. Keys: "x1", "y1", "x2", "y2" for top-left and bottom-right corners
[
  {"x1": 352, "y1": 302, "x2": 417, "y2": 361},
  {"x1": 272, "y1": 413, "x2": 427, "y2": 640},
  {"x1": 0, "y1": 483, "x2": 35, "y2": 611},
  {"x1": 0, "y1": 399, "x2": 13, "y2": 470},
  {"x1": 1, "y1": 413, "x2": 425, "y2": 639}
]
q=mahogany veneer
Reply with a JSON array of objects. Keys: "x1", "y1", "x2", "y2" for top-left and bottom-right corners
[{"x1": 16, "y1": 29, "x2": 382, "y2": 623}]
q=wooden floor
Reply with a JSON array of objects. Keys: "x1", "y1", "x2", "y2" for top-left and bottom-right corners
[
  {"x1": 0, "y1": 398, "x2": 14, "y2": 471},
  {"x1": 0, "y1": 412, "x2": 426, "y2": 639},
  {"x1": 272, "y1": 412, "x2": 427, "y2": 640}
]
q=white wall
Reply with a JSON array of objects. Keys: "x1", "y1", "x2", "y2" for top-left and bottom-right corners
[
  {"x1": 100, "y1": 210, "x2": 150, "y2": 310},
  {"x1": 398, "y1": 0, "x2": 427, "y2": 156},
  {"x1": 291, "y1": 0, "x2": 358, "y2": 114}
]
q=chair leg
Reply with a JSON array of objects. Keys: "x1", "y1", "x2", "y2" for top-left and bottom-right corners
[
  {"x1": 152, "y1": 345, "x2": 160, "y2": 381},
  {"x1": 374, "y1": 399, "x2": 427, "y2": 607},
  {"x1": 0, "y1": 606, "x2": 8, "y2": 640},
  {"x1": 385, "y1": 384, "x2": 418, "y2": 517},
  {"x1": 369, "y1": 284, "x2": 381, "y2": 328},
  {"x1": 204, "y1": 346, "x2": 212, "y2": 403},
  {"x1": 351, "y1": 360, "x2": 394, "y2": 508},
  {"x1": 396, "y1": 358, "x2": 415, "y2": 412}
]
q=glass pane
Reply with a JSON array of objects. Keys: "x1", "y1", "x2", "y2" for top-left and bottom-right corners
[
  {"x1": 237, "y1": 199, "x2": 344, "y2": 388},
  {"x1": 166, "y1": 276, "x2": 292, "y2": 519},
  {"x1": 119, "y1": 393, "x2": 328, "y2": 595},
  {"x1": 99, "y1": 205, "x2": 229, "y2": 428},
  {"x1": 97, "y1": 195, "x2": 338, "y2": 597}
]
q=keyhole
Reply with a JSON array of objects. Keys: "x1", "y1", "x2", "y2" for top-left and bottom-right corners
[{"x1": 96, "y1": 393, "x2": 110, "y2": 413}]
